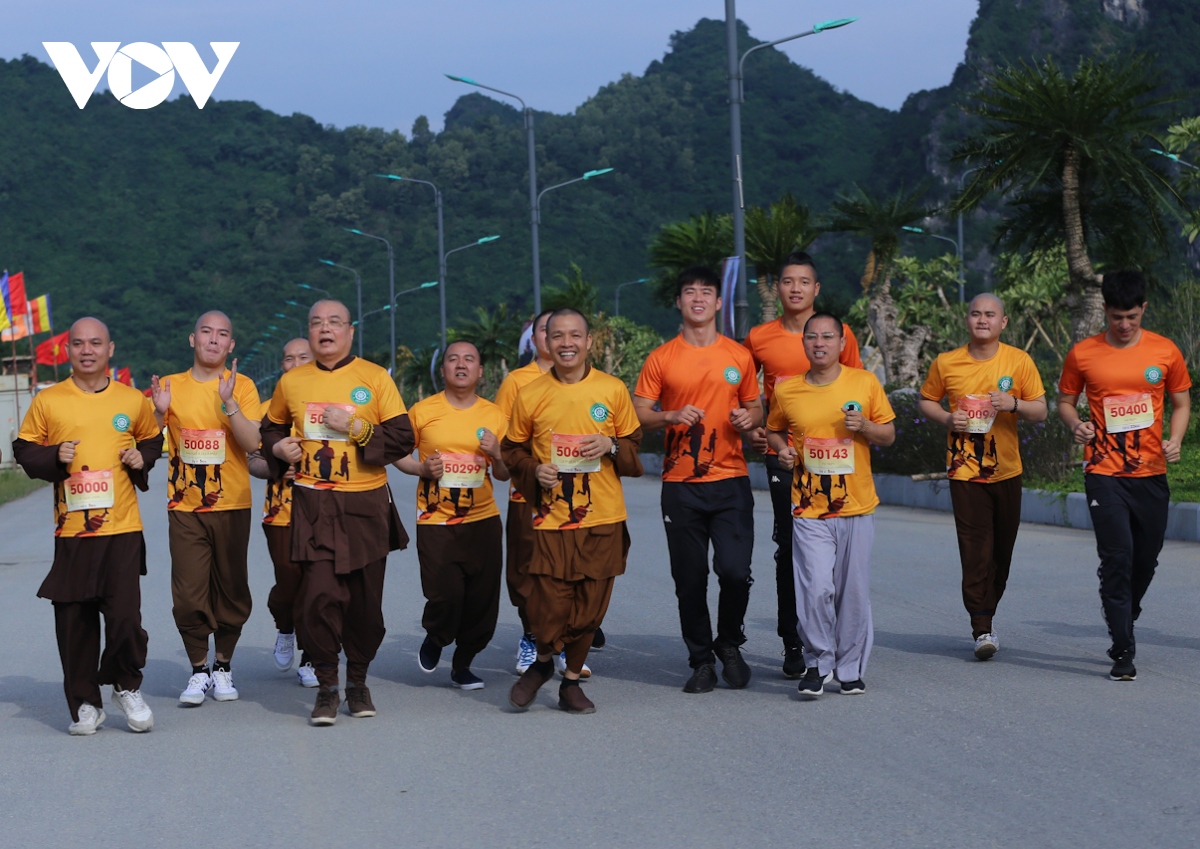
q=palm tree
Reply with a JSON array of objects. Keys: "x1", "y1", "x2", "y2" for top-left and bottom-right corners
[
  {"x1": 647, "y1": 211, "x2": 732, "y2": 306},
  {"x1": 954, "y1": 55, "x2": 1183, "y2": 342},
  {"x1": 823, "y1": 183, "x2": 933, "y2": 386},
  {"x1": 543, "y1": 263, "x2": 600, "y2": 316},
  {"x1": 745, "y1": 193, "x2": 818, "y2": 323},
  {"x1": 450, "y1": 303, "x2": 522, "y2": 397}
]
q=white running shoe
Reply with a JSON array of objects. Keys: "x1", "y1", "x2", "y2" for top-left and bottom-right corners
[
  {"x1": 297, "y1": 662, "x2": 319, "y2": 688},
  {"x1": 212, "y1": 668, "x2": 239, "y2": 701},
  {"x1": 273, "y1": 632, "x2": 296, "y2": 671},
  {"x1": 68, "y1": 703, "x2": 105, "y2": 736},
  {"x1": 179, "y1": 671, "x2": 212, "y2": 706},
  {"x1": 554, "y1": 651, "x2": 591, "y2": 679},
  {"x1": 974, "y1": 633, "x2": 1000, "y2": 660},
  {"x1": 515, "y1": 635, "x2": 537, "y2": 675},
  {"x1": 111, "y1": 687, "x2": 153, "y2": 732}
]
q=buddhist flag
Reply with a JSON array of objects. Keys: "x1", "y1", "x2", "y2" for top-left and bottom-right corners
[
  {"x1": 0, "y1": 273, "x2": 9, "y2": 334},
  {"x1": 36, "y1": 331, "x2": 70, "y2": 365},
  {"x1": 29, "y1": 294, "x2": 52, "y2": 334},
  {"x1": 2, "y1": 270, "x2": 27, "y2": 317}
]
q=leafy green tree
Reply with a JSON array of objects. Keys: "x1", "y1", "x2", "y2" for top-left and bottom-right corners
[
  {"x1": 543, "y1": 263, "x2": 600, "y2": 315},
  {"x1": 646, "y1": 211, "x2": 732, "y2": 306},
  {"x1": 993, "y1": 247, "x2": 1072, "y2": 362},
  {"x1": 449, "y1": 303, "x2": 522, "y2": 398},
  {"x1": 823, "y1": 183, "x2": 933, "y2": 386},
  {"x1": 1164, "y1": 116, "x2": 1200, "y2": 242},
  {"x1": 954, "y1": 55, "x2": 1183, "y2": 342},
  {"x1": 744, "y1": 193, "x2": 817, "y2": 323}
]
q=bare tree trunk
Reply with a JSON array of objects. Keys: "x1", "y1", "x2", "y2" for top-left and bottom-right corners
[
  {"x1": 866, "y1": 271, "x2": 929, "y2": 387},
  {"x1": 755, "y1": 271, "x2": 777, "y2": 323},
  {"x1": 1062, "y1": 143, "x2": 1105, "y2": 341}
]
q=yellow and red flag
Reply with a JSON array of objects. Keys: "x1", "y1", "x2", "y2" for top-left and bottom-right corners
[{"x1": 29, "y1": 294, "x2": 52, "y2": 334}]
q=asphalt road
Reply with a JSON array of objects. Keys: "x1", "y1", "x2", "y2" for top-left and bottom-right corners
[{"x1": 1, "y1": 466, "x2": 1198, "y2": 849}]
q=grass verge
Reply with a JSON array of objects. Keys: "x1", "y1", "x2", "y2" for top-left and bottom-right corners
[{"x1": 0, "y1": 468, "x2": 48, "y2": 507}]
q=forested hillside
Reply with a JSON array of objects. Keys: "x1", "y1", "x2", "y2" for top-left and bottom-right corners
[{"x1": 1, "y1": 0, "x2": 1197, "y2": 380}]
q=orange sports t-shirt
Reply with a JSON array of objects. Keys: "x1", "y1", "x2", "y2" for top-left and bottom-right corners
[
  {"x1": 920, "y1": 343, "x2": 1046, "y2": 483},
  {"x1": 267, "y1": 356, "x2": 407, "y2": 493},
  {"x1": 766, "y1": 366, "x2": 895, "y2": 519},
  {"x1": 409, "y1": 392, "x2": 508, "y2": 526},
  {"x1": 19, "y1": 378, "x2": 160, "y2": 538},
  {"x1": 507, "y1": 367, "x2": 640, "y2": 530},
  {"x1": 634, "y1": 334, "x2": 759, "y2": 482},
  {"x1": 163, "y1": 369, "x2": 262, "y2": 512},
  {"x1": 744, "y1": 319, "x2": 863, "y2": 404},
  {"x1": 1058, "y1": 330, "x2": 1191, "y2": 477},
  {"x1": 495, "y1": 359, "x2": 550, "y2": 503}
]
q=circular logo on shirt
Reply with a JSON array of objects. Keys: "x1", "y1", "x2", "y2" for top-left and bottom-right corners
[
  {"x1": 112, "y1": 413, "x2": 131, "y2": 433},
  {"x1": 723, "y1": 366, "x2": 741, "y2": 385},
  {"x1": 476, "y1": 427, "x2": 486, "y2": 440},
  {"x1": 998, "y1": 376, "x2": 1014, "y2": 392},
  {"x1": 1144, "y1": 366, "x2": 1163, "y2": 385},
  {"x1": 843, "y1": 400, "x2": 862, "y2": 413},
  {"x1": 589, "y1": 403, "x2": 610, "y2": 423},
  {"x1": 350, "y1": 386, "x2": 372, "y2": 405}
]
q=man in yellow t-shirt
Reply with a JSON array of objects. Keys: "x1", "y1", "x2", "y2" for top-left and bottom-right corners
[
  {"x1": 262, "y1": 299, "x2": 414, "y2": 725},
  {"x1": 502, "y1": 309, "x2": 644, "y2": 714},
  {"x1": 494, "y1": 307, "x2": 556, "y2": 672},
  {"x1": 919, "y1": 294, "x2": 1048, "y2": 660},
  {"x1": 766, "y1": 314, "x2": 895, "y2": 698},
  {"x1": 248, "y1": 337, "x2": 317, "y2": 686},
  {"x1": 14, "y1": 318, "x2": 163, "y2": 735},
  {"x1": 397, "y1": 341, "x2": 509, "y2": 691},
  {"x1": 151, "y1": 310, "x2": 262, "y2": 707}
]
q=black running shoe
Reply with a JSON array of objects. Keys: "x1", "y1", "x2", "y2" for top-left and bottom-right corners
[
  {"x1": 1109, "y1": 650, "x2": 1136, "y2": 681},
  {"x1": 838, "y1": 679, "x2": 866, "y2": 695},
  {"x1": 591, "y1": 626, "x2": 606, "y2": 651},
  {"x1": 418, "y1": 635, "x2": 442, "y2": 673},
  {"x1": 782, "y1": 643, "x2": 805, "y2": 679},
  {"x1": 682, "y1": 663, "x2": 717, "y2": 694},
  {"x1": 715, "y1": 645, "x2": 752, "y2": 689},
  {"x1": 797, "y1": 666, "x2": 826, "y2": 698}
]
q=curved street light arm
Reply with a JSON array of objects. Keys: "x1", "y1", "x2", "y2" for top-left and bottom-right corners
[{"x1": 444, "y1": 75, "x2": 526, "y2": 111}]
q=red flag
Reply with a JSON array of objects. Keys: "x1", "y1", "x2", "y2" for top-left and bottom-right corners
[
  {"x1": 3, "y1": 271, "x2": 27, "y2": 316},
  {"x1": 36, "y1": 331, "x2": 70, "y2": 365},
  {"x1": 117, "y1": 367, "x2": 133, "y2": 386}
]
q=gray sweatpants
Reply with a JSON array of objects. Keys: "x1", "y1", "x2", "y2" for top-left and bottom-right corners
[{"x1": 792, "y1": 514, "x2": 875, "y2": 682}]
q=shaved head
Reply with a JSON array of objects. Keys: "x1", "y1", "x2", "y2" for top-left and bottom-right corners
[
  {"x1": 195, "y1": 310, "x2": 233, "y2": 335},
  {"x1": 968, "y1": 293, "x2": 1005, "y2": 316},
  {"x1": 308, "y1": 299, "x2": 351, "y2": 323},
  {"x1": 69, "y1": 316, "x2": 110, "y2": 344},
  {"x1": 444, "y1": 340, "x2": 480, "y2": 359}
]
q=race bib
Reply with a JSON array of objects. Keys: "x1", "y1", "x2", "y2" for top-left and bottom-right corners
[
  {"x1": 960, "y1": 394, "x2": 997, "y2": 434},
  {"x1": 1103, "y1": 393, "x2": 1153, "y2": 434},
  {"x1": 179, "y1": 428, "x2": 226, "y2": 465},
  {"x1": 803, "y1": 437, "x2": 855, "y2": 476},
  {"x1": 304, "y1": 403, "x2": 357, "y2": 441},
  {"x1": 65, "y1": 469, "x2": 115, "y2": 512},
  {"x1": 440, "y1": 452, "x2": 487, "y2": 489},
  {"x1": 551, "y1": 432, "x2": 602, "y2": 474}
]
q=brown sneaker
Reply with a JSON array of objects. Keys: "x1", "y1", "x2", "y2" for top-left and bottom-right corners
[
  {"x1": 508, "y1": 659, "x2": 554, "y2": 711},
  {"x1": 558, "y1": 680, "x2": 596, "y2": 714},
  {"x1": 344, "y1": 684, "x2": 376, "y2": 718},
  {"x1": 310, "y1": 687, "x2": 339, "y2": 726}
]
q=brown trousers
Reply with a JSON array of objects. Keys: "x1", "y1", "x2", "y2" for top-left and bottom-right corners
[
  {"x1": 168, "y1": 510, "x2": 253, "y2": 665},
  {"x1": 416, "y1": 516, "x2": 503, "y2": 669},
  {"x1": 505, "y1": 498, "x2": 535, "y2": 634},
  {"x1": 263, "y1": 522, "x2": 303, "y2": 635},
  {"x1": 949, "y1": 477, "x2": 1023, "y2": 638},
  {"x1": 298, "y1": 558, "x2": 386, "y2": 688},
  {"x1": 50, "y1": 533, "x2": 148, "y2": 722}
]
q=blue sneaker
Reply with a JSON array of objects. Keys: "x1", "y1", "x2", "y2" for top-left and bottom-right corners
[{"x1": 515, "y1": 634, "x2": 537, "y2": 675}]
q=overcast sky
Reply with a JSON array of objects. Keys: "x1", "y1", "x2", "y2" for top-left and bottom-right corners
[{"x1": 2, "y1": 1, "x2": 979, "y2": 134}]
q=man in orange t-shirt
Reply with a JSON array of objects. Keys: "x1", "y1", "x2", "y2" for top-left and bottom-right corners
[
  {"x1": 919, "y1": 294, "x2": 1047, "y2": 660},
  {"x1": 1057, "y1": 270, "x2": 1191, "y2": 682},
  {"x1": 743, "y1": 251, "x2": 862, "y2": 678},
  {"x1": 635, "y1": 267, "x2": 763, "y2": 694}
]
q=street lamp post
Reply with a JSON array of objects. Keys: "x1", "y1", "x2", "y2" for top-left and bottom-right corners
[
  {"x1": 903, "y1": 226, "x2": 964, "y2": 302},
  {"x1": 535, "y1": 168, "x2": 614, "y2": 301},
  {"x1": 274, "y1": 312, "x2": 302, "y2": 333},
  {"x1": 446, "y1": 74, "x2": 541, "y2": 311},
  {"x1": 614, "y1": 277, "x2": 652, "y2": 317},
  {"x1": 316, "y1": 261, "x2": 363, "y2": 357},
  {"x1": 374, "y1": 174, "x2": 448, "y2": 351},
  {"x1": 359, "y1": 281, "x2": 439, "y2": 324},
  {"x1": 725, "y1": 4, "x2": 857, "y2": 338},
  {"x1": 345, "y1": 228, "x2": 396, "y2": 375},
  {"x1": 442, "y1": 236, "x2": 501, "y2": 340}
]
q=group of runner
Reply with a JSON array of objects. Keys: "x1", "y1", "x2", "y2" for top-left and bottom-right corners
[{"x1": 12, "y1": 253, "x2": 1190, "y2": 734}]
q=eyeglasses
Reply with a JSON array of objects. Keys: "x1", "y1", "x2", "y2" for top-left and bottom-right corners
[{"x1": 309, "y1": 318, "x2": 348, "y2": 330}]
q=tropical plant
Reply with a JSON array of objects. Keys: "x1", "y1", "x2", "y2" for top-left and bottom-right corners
[
  {"x1": 822, "y1": 183, "x2": 935, "y2": 386},
  {"x1": 954, "y1": 55, "x2": 1184, "y2": 343},
  {"x1": 1164, "y1": 116, "x2": 1200, "y2": 242},
  {"x1": 591, "y1": 315, "x2": 663, "y2": 392},
  {"x1": 992, "y1": 247, "x2": 1071, "y2": 362},
  {"x1": 400, "y1": 343, "x2": 438, "y2": 403},
  {"x1": 448, "y1": 303, "x2": 522, "y2": 398},
  {"x1": 543, "y1": 263, "x2": 600, "y2": 315},
  {"x1": 744, "y1": 193, "x2": 818, "y2": 323},
  {"x1": 646, "y1": 210, "x2": 732, "y2": 306}
]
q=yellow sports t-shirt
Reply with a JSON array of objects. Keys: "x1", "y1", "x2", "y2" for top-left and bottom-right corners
[
  {"x1": 409, "y1": 392, "x2": 508, "y2": 525},
  {"x1": 19, "y1": 378, "x2": 160, "y2": 537},
  {"x1": 508, "y1": 367, "x2": 639, "y2": 530},
  {"x1": 920, "y1": 343, "x2": 1046, "y2": 483},
  {"x1": 267, "y1": 357, "x2": 406, "y2": 493},
  {"x1": 164, "y1": 369, "x2": 262, "y2": 512},
  {"x1": 495, "y1": 359, "x2": 550, "y2": 503},
  {"x1": 767, "y1": 366, "x2": 895, "y2": 519}
]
